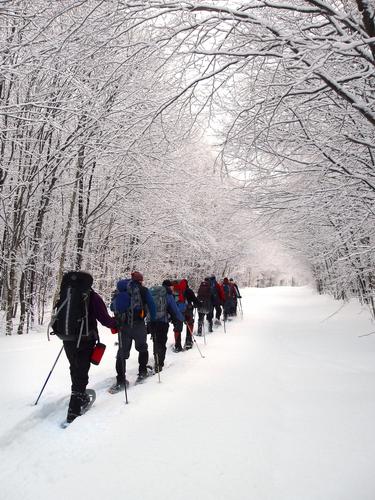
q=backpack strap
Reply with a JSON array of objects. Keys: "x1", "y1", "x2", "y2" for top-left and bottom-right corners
[
  {"x1": 47, "y1": 297, "x2": 68, "y2": 341},
  {"x1": 76, "y1": 290, "x2": 91, "y2": 348}
]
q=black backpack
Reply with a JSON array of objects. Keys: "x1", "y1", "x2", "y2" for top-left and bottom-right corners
[
  {"x1": 50, "y1": 271, "x2": 93, "y2": 346},
  {"x1": 197, "y1": 281, "x2": 212, "y2": 314}
]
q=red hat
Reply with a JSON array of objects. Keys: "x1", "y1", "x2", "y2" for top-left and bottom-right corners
[{"x1": 131, "y1": 271, "x2": 143, "y2": 282}]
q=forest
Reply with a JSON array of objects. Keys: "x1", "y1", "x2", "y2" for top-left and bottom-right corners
[{"x1": 0, "y1": 0, "x2": 374, "y2": 334}]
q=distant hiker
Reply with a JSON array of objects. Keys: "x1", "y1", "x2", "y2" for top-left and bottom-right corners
[
  {"x1": 172, "y1": 279, "x2": 200, "y2": 350},
  {"x1": 109, "y1": 271, "x2": 156, "y2": 392},
  {"x1": 170, "y1": 280, "x2": 185, "y2": 352},
  {"x1": 221, "y1": 277, "x2": 237, "y2": 321},
  {"x1": 196, "y1": 277, "x2": 214, "y2": 334},
  {"x1": 149, "y1": 279, "x2": 185, "y2": 369},
  {"x1": 229, "y1": 278, "x2": 242, "y2": 316},
  {"x1": 209, "y1": 275, "x2": 225, "y2": 325},
  {"x1": 51, "y1": 271, "x2": 116, "y2": 424}
]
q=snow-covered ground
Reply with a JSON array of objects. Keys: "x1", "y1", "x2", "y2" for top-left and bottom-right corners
[{"x1": 1, "y1": 286, "x2": 375, "y2": 500}]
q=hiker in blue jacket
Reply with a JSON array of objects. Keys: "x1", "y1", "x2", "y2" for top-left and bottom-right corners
[
  {"x1": 109, "y1": 271, "x2": 157, "y2": 392},
  {"x1": 149, "y1": 279, "x2": 185, "y2": 372}
]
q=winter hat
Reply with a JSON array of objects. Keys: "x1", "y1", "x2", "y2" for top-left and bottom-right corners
[
  {"x1": 162, "y1": 279, "x2": 172, "y2": 287},
  {"x1": 223, "y1": 277, "x2": 229, "y2": 284},
  {"x1": 131, "y1": 271, "x2": 143, "y2": 282}
]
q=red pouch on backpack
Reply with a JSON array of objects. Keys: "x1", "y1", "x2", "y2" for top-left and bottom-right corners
[{"x1": 91, "y1": 342, "x2": 106, "y2": 365}]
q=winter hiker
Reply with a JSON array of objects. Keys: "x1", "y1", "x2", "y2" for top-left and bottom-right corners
[
  {"x1": 229, "y1": 278, "x2": 242, "y2": 316},
  {"x1": 109, "y1": 271, "x2": 157, "y2": 392},
  {"x1": 51, "y1": 271, "x2": 116, "y2": 424},
  {"x1": 171, "y1": 280, "x2": 184, "y2": 351},
  {"x1": 209, "y1": 275, "x2": 225, "y2": 325},
  {"x1": 221, "y1": 277, "x2": 237, "y2": 321},
  {"x1": 196, "y1": 277, "x2": 214, "y2": 334},
  {"x1": 149, "y1": 279, "x2": 185, "y2": 370},
  {"x1": 172, "y1": 279, "x2": 200, "y2": 350}
]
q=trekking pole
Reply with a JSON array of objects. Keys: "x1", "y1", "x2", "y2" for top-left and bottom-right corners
[
  {"x1": 34, "y1": 346, "x2": 64, "y2": 405},
  {"x1": 238, "y1": 298, "x2": 243, "y2": 319},
  {"x1": 118, "y1": 330, "x2": 129, "y2": 404},
  {"x1": 202, "y1": 319, "x2": 207, "y2": 345},
  {"x1": 223, "y1": 317, "x2": 227, "y2": 333},
  {"x1": 185, "y1": 322, "x2": 205, "y2": 359}
]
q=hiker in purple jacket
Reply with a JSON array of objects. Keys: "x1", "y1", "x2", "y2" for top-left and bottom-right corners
[{"x1": 61, "y1": 273, "x2": 116, "y2": 423}]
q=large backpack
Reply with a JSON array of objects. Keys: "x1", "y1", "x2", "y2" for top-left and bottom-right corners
[
  {"x1": 148, "y1": 285, "x2": 167, "y2": 321},
  {"x1": 222, "y1": 282, "x2": 231, "y2": 300},
  {"x1": 210, "y1": 278, "x2": 219, "y2": 305},
  {"x1": 51, "y1": 271, "x2": 93, "y2": 346},
  {"x1": 110, "y1": 278, "x2": 144, "y2": 326},
  {"x1": 222, "y1": 282, "x2": 234, "y2": 312},
  {"x1": 197, "y1": 281, "x2": 211, "y2": 314}
]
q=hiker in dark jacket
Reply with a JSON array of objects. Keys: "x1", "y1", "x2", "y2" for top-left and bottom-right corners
[
  {"x1": 209, "y1": 275, "x2": 225, "y2": 325},
  {"x1": 221, "y1": 277, "x2": 237, "y2": 321},
  {"x1": 180, "y1": 279, "x2": 200, "y2": 349},
  {"x1": 150, "y1": 279, "x2": 185, "y2": 371},
  {"x1": 229, "y1": 278, "x2": 242, "y2": 315},
  {"x1": 56, "y1": 271, "x2": 117, "y2": 424},
  {"x1": 196, "y1": 277, "x2": 214, "y2": 334},
  {"x1": 109, "y1": 271, "x2": 157, "y2": 393}
]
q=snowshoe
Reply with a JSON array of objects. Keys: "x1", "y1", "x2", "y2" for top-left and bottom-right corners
[
  {"x1": 108, "y1": 380, "x2": 129, "y2": 394},
  {"x1": 135, "y1": 372, "x2": 149, "y2": 384},
  {"x1": 135, "y1": 366, "x2": 154, "y2": 384}
]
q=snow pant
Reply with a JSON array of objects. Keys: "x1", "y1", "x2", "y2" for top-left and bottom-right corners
[
  {"x1": 172, "y1": 318, "x2": 184, "y2": 348},
  {"x1": 223, "y1": 299, "x2": 234, "y2": 320},
  {"x1": 63, "y1": 339, "x2": 95, "y2": 418},
  {"x1": 184, "y1": 307, "x2": 194, "y2": 346},
  {"x1": 230, "y1": 297, "x2": 238, "y2": 316},
  {"x1": 116, "y1": 321, "x2": 149, "y2": 380},
  {"x1": 198, "y1": 309, "x2": 213, "y2": 334},
  {"x1": 213, "y1": 304, "x2": 222, "y2": 321},
  {"x1": 151, "y1": 321, "x2": 169, "y2": 370}
]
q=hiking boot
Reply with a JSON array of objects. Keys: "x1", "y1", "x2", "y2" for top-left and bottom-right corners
[
  {"x1": 173, "y1": 345, "x2": 183, "y2": 353},
  {"x1": 80, "y1": 392, "x2": 91, "y2": 412},
  {"x1": 184, "y1": 341, "x2": 193, "y2": 350},
  {"x1": 66, "y1": 390, "x2": 86, "y2": 423},
  {"x1": 214, "y1": 319, "x2": 221, "y2": 326},
  {"x1": 66, "y1": 410, "x2": 79, "y2": 424}
]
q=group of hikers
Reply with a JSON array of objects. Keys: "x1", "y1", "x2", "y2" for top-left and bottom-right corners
[{"x1": 49, "y1": 270, "x2": 242, "y2": 425}]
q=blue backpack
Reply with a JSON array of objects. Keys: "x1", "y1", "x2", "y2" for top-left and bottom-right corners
[
  {"x1": 210, "y1": 278, "x2": 219, "y2": 305},
  {"x1": 148, "y1": 285, "x2": 167, "y2": 321},
  {"x1": 111, "y1": 279, "x2": 144, "y2": 325},
  {"x1": 222, "y1": 283, "x2": 231, "y2": 300}
]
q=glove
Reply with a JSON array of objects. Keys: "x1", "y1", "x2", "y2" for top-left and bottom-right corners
[
  {"x1": 237, "y1": 296, "x2": 242, "y2": 299},
  {"x1": 111, "y1": 327, "x2": 118, "y2": 334}
]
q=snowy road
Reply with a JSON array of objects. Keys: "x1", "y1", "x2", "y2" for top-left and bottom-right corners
[{"x1": 1, "y1": 286, "x2": 375, "y2": 500}]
